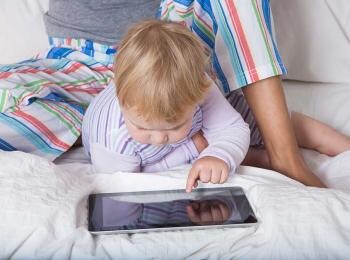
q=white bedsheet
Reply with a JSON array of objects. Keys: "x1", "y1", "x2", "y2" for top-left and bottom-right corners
[
  {"x1": 1, "y1": 147, "x2": 350, "y2": 259},
  {"x1": 2, "y1": 80, "x2": 350, "y2": 258}
]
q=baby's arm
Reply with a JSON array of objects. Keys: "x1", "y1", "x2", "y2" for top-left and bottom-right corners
[
  {"x1": 90, "y1": 142, "x2": 141, "y2": 173},
  {"x1": 186, "y1": 83, "x2": 250, "y2": 191},
  {"x1": 90, "y1": 140, "x2": 198, "y2": 173},
  {"x1": 199, "y1": 85, "x2": 250, "y2": 169},
  {"x1": 142, "y1": 136, "x2": 201, "y2": 172},
  {"x1": 82, "y1": 83, "x2": 142, "y2": 173}
]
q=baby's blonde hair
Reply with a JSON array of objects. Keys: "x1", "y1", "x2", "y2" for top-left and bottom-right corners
[{"x1": 115, "y1": 19, "x2": 210, "y2": 123}]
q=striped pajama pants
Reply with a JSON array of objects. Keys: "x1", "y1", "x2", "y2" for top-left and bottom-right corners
[{"x1": 0, "y1": 0, "x2": 285, "y2": 159}]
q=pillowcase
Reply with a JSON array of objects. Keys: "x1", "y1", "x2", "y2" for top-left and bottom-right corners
[
  {"x1": 271, "y1": 0, "x2": 350, "y2": 83},
  {"x1": 0, "y1": 0, "x2": 49, "y2": 64}
]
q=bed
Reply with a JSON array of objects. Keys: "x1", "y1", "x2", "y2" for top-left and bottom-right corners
[{"x1": 1, "y1": 0, "x2": 350, "y2": 258}]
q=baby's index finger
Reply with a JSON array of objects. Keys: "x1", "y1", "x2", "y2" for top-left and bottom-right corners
[{"x1": 186, "y1": 167, "x2": 200, "y2": 193}]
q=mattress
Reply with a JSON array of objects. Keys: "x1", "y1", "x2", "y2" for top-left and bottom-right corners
[{"x1": 1, "y1": 81, "x2": 350, "y2": 258}]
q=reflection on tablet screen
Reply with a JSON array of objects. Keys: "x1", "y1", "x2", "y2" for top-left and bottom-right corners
[{"x1": 89, "y1": 187, "x2": 257, "y2": 232}]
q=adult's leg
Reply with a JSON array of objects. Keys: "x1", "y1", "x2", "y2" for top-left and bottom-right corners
[
  {"x1": 291, "y1": 111, "x2": 350, "y2": 156},
  {"x1": 242, "y1": 147, "x2": 270, "y2": 169},
  {"x1": 158, "y1": 1, "x2": 325, "y2": 187},
  {"x1": 0, "y1": 38, "x2": 114, "y2": 160},
  {"x1": 242, "y1": 76, "x2": 326, "y2": 187}
]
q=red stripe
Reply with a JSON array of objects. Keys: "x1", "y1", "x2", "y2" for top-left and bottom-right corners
[
  {"x1": 13, "y1": 110, "x2": 70, "y2": 150},
  {"x1": 18, "y1": 80, "x2": 104, "y2": 105},
  {"x1": 17, "y1": 86, "x2": 46, "y2": 104},
  {"x1": 18, "y1": 80, "x2": 58, "y2": 104},
  {"x1": 0, "y1": 72, "x2": 11, "y2": 79},
  {"x1": 177, "y1": 7, "x2": 194, "y2": 15},
  {"x1": 61, "y1": 81, "x2": 105, "y2": 91},
  {"x1": 2, "y1": 67, "x2": 56, "y2": 75},
  {"x1": 63, "y1": 86, "x2": 103, "y2": 94},
  {"x1": 42, "y1": 68, "x2": 56, "y2": 74},
  {"x1": 161, "y1": 0, "x2": 174, "y2": 17},
  {"x1": 41, "y1": 101, "x2": 82, "y2": 131},
  {"x1": 194, "y1": 9, "x2": 213, "y2": 33},
  {"x1": 161, "y1": 1, "x2": 212, "y2": 33},
  {"x1": 225, "y1": 0, "x2": 259, "y2": 82},
  {"x1": 93, "y1": 66, "x2": 111, "y2": 72},
  {"x1": 62, "y1": 62, "x2": 84, "y2": 74}
]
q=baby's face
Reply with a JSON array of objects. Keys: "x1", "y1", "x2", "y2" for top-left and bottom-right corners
[{"x1": 122, "y1": 107, "x2": 195, "y2": 146}]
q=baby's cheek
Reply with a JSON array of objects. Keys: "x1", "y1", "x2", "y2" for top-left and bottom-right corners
[
  {"x1": 129, "y1": 129, "x2": 149, "y2": 144},
  {"x1": 171, "y1": 129, "x2": 190, "y2": 143}
]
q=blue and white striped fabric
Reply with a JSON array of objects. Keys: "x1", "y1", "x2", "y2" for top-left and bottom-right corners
[
  {"x1": 159, "y1": 0, "x2": 287, "y2": 95},
  {"x1": 0, "y1": 38, "x2": 114, "y2": 160}
]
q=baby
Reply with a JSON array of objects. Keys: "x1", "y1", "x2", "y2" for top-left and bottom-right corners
[
  {"x1": 83, "y1": 19, "x2": 350, "y2": 190},
  {"x1": 82, "y1": 20, "x2": 251, "y2": 192}
]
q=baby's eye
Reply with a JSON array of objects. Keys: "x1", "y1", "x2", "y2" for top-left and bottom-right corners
[
  {"x1": 171, "y1": 128, "x2": 181, "y2": 133},
  {"x1": 133, "y1": 124, "x2": 147, "y2": 131}
]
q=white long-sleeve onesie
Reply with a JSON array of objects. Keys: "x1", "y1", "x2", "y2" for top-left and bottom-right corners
[{"x1": 82, "y1": 80, "x2": 250, "y2": 174}]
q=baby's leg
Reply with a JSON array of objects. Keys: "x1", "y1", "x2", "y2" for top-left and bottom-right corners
[{"x1": 291, "y1": 111, "x2": 350, "y2": 156}]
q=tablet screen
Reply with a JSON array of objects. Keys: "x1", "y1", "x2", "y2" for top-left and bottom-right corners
[{"x1": 88, "y1": 187, "x2": 257, "y2": 233}]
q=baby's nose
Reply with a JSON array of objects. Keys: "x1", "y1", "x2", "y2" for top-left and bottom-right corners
[{"x1": 152, "y1": 133, "x2": 168, "y2": 145}]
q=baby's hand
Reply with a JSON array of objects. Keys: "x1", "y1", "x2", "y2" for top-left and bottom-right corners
[
  {"x1": 186, "y1": 156, "x2": 229, "y2": 192},
  {"x1": 186, "y1": 200, "x2": 231, "y2": 225}
]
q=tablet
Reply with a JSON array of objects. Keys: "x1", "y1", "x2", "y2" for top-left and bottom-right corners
[{"x1": 88, "y1": 187, "x2": 257, "y2": 235}]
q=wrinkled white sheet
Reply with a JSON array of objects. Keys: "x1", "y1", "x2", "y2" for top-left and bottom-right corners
[
  {"x1": 2, "y1": 79, "x2": 350, "y2": 259},
  {"x1": 1, "y1": 148, "x2": 350, "y2": 259}
]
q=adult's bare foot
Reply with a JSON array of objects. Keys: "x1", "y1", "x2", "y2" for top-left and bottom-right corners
[{"x1": 270, "y1": 153, "x2": 326, "y2": 188}]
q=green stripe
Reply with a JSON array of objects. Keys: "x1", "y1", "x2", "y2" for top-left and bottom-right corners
[
  {"x1": 36, "y1": 100, "x2": 80, "y2": 137},
  {"x1": 16, "y1": 86, "x2": 44, "y2": 104},
  {"x1": 53, "y1": 76, "x2": 110, "y2": 86},
  {"x1": 25, "y1": 79, "x2": 47, "y2": 88},
  {"x1": 251, "y1": 0, "x2": 278, "y2": 75},
  {"x1": 24, "y1": 76, "x2": 109, "y2": 89},
  {"x1": 194, "y1": 17, "x2": 215, "y2": 43},
  {"x1": 162, "y1": 4, "x2": 214, "y2": 43},
  {"x1": 163, "y1": 5, "x2": 175, "y2": 20},
  {"x1": 55, "y1": 102, "x2": 83, "y2": 126},
  {"x1": 0, "y1": 90, "x2": 8, "y2": 112},
  {"x1": 179, "y1": 12, "x2": 194, "y2": 19}
]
